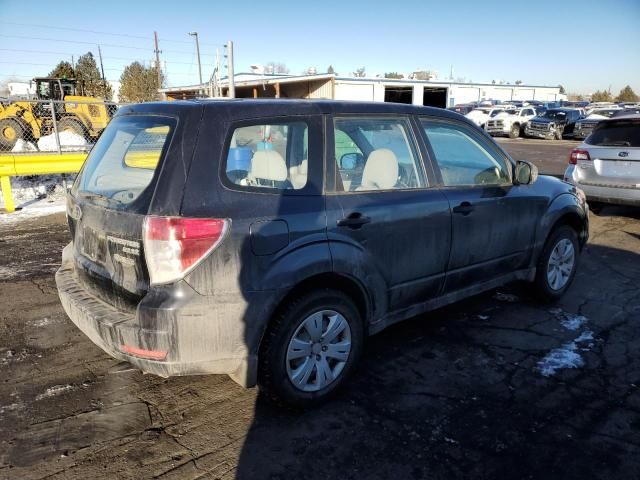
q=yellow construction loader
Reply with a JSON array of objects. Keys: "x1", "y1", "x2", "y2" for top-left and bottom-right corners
[{"x1": 0, "y1": 78, "x2": 114, "y2": 149}]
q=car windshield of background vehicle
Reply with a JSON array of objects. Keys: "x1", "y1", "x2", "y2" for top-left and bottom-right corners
[{"x1": 586, "y1": 121, "x2": 640, "y2": 147}]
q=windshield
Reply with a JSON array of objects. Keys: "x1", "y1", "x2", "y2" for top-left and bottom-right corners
[
  {"x1": 72, "y1": 115, "x2": 176, "y2": 208},
  {"x1": 590, "y1": 109, "x2": 618, "y2": 118},
  {"x1": 540, "y1": 110, "x2": 568, "y2": 120},
  {"x1": 586, "y1": 120, "x2": 640, "y2": 147}
]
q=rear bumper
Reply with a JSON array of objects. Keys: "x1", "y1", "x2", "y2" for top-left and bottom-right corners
[
  {"x1": 55, "y1": 247, "x2": 263, "y2": 387},
  {"x1": 564, "y1": 165, "x2": 640, "y2": 206}
]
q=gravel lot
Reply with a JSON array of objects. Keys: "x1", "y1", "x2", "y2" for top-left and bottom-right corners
[{"x1": 1, "y1": 140, "x2": 639, "y2": 480}]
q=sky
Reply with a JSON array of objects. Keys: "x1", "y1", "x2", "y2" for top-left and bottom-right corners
[{"x1": 0, "y1": 0, "x2": 639, "y2": 95}]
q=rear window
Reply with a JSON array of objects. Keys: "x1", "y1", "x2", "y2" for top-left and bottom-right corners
[
  {"x1": 586, "y1": 120, "x2": 640, "y2": 147},
  {"x1": 73, "y1": 115, "x2": 175, "y2": 206}
]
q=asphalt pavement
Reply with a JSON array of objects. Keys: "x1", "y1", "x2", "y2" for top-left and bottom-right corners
[{"x1": 0, "y1": 141, "x2": 639, "y2": 480}]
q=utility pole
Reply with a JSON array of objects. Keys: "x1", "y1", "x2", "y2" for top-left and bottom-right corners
[
  {"x1": 154, "y1": 31, "x2": 162, "y2": 93},
  {"x1": 97, "y1": 45, "x2": 107, "y2": 97},
  {"x1": 225, "y1": 40, "x2": 235, "y2": 98},
  {"x1": 189, "y1": 32, "x2": 203, "y2": 95}
]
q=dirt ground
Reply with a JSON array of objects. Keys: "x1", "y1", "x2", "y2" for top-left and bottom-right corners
[{"x1": 1, "y1": 141, "x2": 639, "y2": 479}]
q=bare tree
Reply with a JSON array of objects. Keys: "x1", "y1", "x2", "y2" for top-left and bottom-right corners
[{"x1": 353, "y1": 67, "x2": 366, "y2": 78}]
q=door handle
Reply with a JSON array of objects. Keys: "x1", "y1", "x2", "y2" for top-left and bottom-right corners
[
  {"x1": 452, "y1": 201, "x2": 474, "y2": 215},
  {"x1": 337, "y1": 212, "x2": 371, "y2": 229}
]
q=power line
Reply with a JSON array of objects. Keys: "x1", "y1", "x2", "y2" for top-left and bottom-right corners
[
  {"x1": 0, "y1": 34, "x2": 216, "y2": 56},
  {"x1": 0, "y1": 22, "x2": 225, "y2": 48},
  {"x1": 0, "y1": 48, "x2": 210, "y2": 66}
]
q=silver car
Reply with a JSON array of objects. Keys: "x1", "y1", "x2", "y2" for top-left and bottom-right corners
[{"x1": 564, "y1": 114, "x2": 640, "y2": 208}]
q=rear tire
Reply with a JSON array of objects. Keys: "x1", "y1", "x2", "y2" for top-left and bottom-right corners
[
  {"x1": 508, "y1": 123, "x2": 520, "y2": 139},
  {"x1": 533, "y1": 226, "x2": 580, "y2": 302},
  {"x1": 57, "y1": 117, "x2": 88, "y2": 139},
  {"x1": 258, "y1": 289, "x2": 364, "y2": 408},
  {"x1": 589, "y1": 202, "x2": 605, "y2": 215},
  {"x1": 0, "y1": 118, "x2": 27, "y2": 150}
]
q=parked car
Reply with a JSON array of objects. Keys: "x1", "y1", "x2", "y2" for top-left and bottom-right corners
[
  {"x1": 485, "y1": 106, "x2": 538, "y2": 138},
  {"x1": 465, "y1": 106, "x2": 508, "y2": 128},
  {"x1": 449, "y1": 103, "x2": 476, "y2": 115},
  {"x1": 56, "y1": 100, "x2": 589, "y2": 407},
  {"x1": 525, "y1": 108, "x2": 584, "y2": 140},
  {"x1": 613, "y1": 108, "x2": 640, "y2": 117},
  {"x1": 574, "y1": 108, "x2": 621, "y2": 140},
  {"x1": 565, "y1": 114, "x2": 640, "y2": 209}
]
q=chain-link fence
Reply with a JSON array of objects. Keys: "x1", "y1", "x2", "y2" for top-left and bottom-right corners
[{"x1": 0, "y1": 99, "x2": 120, "y2": 154}]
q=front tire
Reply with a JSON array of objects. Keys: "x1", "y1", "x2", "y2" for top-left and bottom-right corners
[
  {"x1": 258, "y1": 289, "x2": 364, "y2": 408},
  {"x1": 0, "y1": 118, "x2": 27, "y2": 149},
  {"x1": 508, "y1": 123, "x2": 520, "y2": 139},
  {"x1": 534, "y1": 226, "x2": 580, "y2": 302}
]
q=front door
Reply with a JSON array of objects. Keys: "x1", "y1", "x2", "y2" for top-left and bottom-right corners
[
  {"x1": 419, "y1": 118, "x2": 544, "y2": 292},
  {"x1": 325, "y1": 115, "x2": 451, "y2": 313}
]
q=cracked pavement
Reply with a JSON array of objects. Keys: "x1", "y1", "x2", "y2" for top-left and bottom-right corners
[{"x1": 1, "y1": 178, "x2": 639, "y2": 477}]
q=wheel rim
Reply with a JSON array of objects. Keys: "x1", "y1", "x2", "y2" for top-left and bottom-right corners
[
  {"x1": 546, "y1": 238, "x2": 575, "y2": 290},
  {"x1": 2, "y1": 126, "x2": 16, "y2": 141},
  {"x1": 286, "y1": 309, "x2": 352, "y2": 392}
]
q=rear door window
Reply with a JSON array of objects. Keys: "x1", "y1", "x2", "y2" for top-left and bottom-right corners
[
  {"x1": 333, "y1": 117, "x2": 426, "y2": 192},
  {"x1": 73, "y1": 115, "x2": 175, "y2": 207}
]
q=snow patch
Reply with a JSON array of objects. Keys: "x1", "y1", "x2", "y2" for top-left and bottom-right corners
[
  {"x1": 493, "y1": 292, "x2": 520, "y2": 303},
  {"x1": 537, "y1": 330, "x2": 595, "y2": 377},
  {"x1": 0, "y1": 402, "x2": 24, "y2": 417},
  {"x1": 37, "y1": 131, "x2": 88, "y2": 152},
  {"x1": 1, "y1": 348, "x2": 29, "y2": 365},
  {"x1": 560, "y1": 313, "x2": 588, "y2": 331},
  {"x1": 0, "y1": 198, "x2": 67, "y2": 224},
  {"x1": 36, "y1": 384, "x2": 77, "y2": 401}
]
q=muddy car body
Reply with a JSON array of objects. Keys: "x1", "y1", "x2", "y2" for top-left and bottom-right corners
[{"x1": 56, "y1": 100, "x2": 589, "y2": 406}]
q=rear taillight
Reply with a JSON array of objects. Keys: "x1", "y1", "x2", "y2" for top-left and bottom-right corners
[
  {"x1": 569, "y1": 149, "x2": 591, "y2": 165},
  {"x1": 143, "y1": 216, "x2": 230, "y2": 285}
]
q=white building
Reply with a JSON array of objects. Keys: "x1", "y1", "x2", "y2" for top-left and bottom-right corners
[{"x1": 160, "y1": 73, "x2": 565, "y2": 106}]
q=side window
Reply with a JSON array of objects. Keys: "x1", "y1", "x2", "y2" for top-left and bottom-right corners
[
  {"x1": 333, "y1": 117, "x2": 425, "y2": 192},
  {"x1": 225, "y1": 121, "x2": 308, "y2": 190},
  {"x1": 421, "y1": 120, "x2": 511, "y2": 187}
]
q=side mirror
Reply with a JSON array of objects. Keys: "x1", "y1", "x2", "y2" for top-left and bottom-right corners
[
  {"x1": 515, "y1": 160, "x2": 538, "y2": 185},
  {"x1": 340, "y1": 152, "x2": 363, "y2": 170}
]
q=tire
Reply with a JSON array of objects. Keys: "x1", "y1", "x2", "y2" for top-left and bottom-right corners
[
  {"x1": 258, "y1": 289, "x2": 364, "y2": 408},
  {"x1": 508, "y1": 123, "x2": 520, "y2": 139},
  {"x1": 57, "y1": 117, "x2": 88, "y2": 139},
  {"x1": 0, "y1": 118, "x2": 27, "y2": 149},
  {"x1": 588, "y1": 202, "x2": 605, "y2": 215},
  {"x1": 554, "y1": 128, "x2": 563, "y2": 140},
  {"x1": 533, "y1": 225, "x2": 580, "y2": 302}
]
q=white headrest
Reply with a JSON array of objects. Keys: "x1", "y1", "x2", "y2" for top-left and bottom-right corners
[
  {"x1": 359, "y1": 149, "x2": 398, "y2": 190},
  {"x1": 250, "y1": 150, "x2": 288, "y2": 182}
]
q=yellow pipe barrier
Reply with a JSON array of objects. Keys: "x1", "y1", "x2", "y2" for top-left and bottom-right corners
[{"x1": 0, "y1": 152, "x2": 87, "y2": 213}]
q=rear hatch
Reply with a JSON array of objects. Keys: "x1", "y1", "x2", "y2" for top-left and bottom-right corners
[
  {"x1": 67, "y1": 113, "x2": 180, "y2": 310},
  {"x1": 580, "y1": 118, "x2": 640, "y2": 187}
]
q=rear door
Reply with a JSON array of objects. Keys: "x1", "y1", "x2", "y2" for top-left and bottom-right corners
[
  {"x1": 325, "y1": 115, "x2": 451, "y2": 312},
  {"x1": 418, "y1": 117, "x2": 545, "y2": 292},
  {"x1": 68, "y1": 109, "x2": 198, "y2": 309},
  {"x1": 579, "y1": 118, "x2": 640, "y2": 186}
]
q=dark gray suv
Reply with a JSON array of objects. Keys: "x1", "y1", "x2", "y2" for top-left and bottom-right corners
[{"x1": 56, "y1": 100, "x2": 589, "y2": 407}]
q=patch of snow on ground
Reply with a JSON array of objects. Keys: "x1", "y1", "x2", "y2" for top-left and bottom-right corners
[
  {"x1": 35, "y1": 384, "x2": 77, "y2": 401},
  {"x1": 537, "y1": 330, "x2": 595, "y2": 377},
  {"x1": 560, "y1": 313, "x2": 588, "y2": 331},
  {"x1": 0, "y1": 402, "x2": 25, "y2": 417},
  {"x1": 1, "y1": 174, "x2": 73, "y2": 218},
  {"x1": 493, "y1": 292, "x2": 520, "y2": 303}
]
